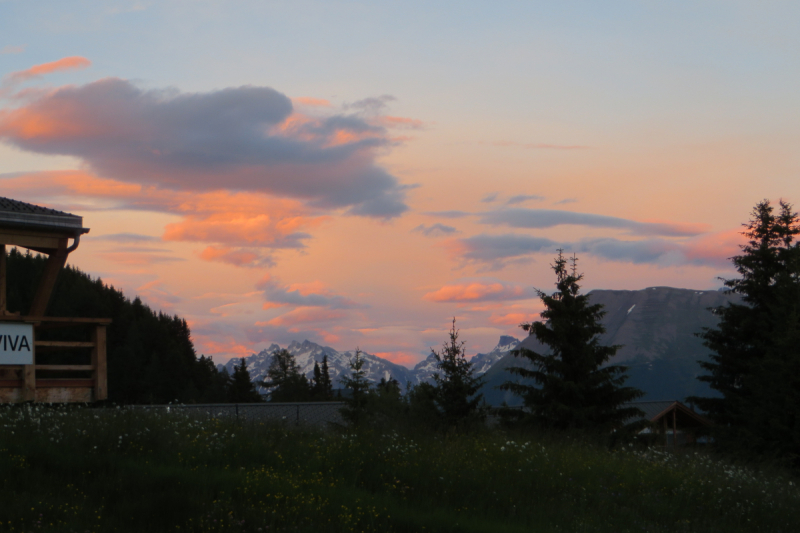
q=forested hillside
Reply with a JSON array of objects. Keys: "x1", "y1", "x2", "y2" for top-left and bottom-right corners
[{"x1": 6, "y1": 249, "x2": 229, "y2": 404}]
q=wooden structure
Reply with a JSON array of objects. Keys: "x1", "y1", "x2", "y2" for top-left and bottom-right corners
[
  {"x1": 0, "y1": 197, "x2": 109, "y2": 403},
  {"x1": 627, "y1": 400, "x2": 713, "y2": 446}
]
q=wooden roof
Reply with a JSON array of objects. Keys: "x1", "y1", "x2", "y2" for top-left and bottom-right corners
[
  {"x1": 0, "y1": 197, "x2": 88, "y2": 236},
  {"x1": 625, "y1": 400, "x2": 713, "y2": 428}
]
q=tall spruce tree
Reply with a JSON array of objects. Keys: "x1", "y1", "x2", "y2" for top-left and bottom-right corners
[
  {"x1": 227, "y1": 358, "x2": 263, "y2": 403},
  {"x1": 690, "y1": 200, "x2": 800, "y2": 463},
  {"x1": 261, "y1": 349, "x2": 310, "y2": 402},
  {"x1": 431, "y1": 318, "x2": 486, "y2": 429},
  {"x1": 502, "y1": 251, "x2": 643, "y2": 431},
  {"x1": 339, "y1": 348, "x2": 372, "y2": 426},
  {"x1": 320, "y1": 355, "x2": 333, "y2": 400}
]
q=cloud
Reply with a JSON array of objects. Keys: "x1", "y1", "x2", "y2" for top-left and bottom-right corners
[
  {"x1": 377, "y1": 116, "x2": 425, "y2": 130},
  {"x1": 488, "y1": 141, "x2": 589, "y2": 150},
  {"x1": 0, "y1": 78, "x2": 409, "y2": 218},
  {"x1": 424, "y1": 279, "x2": 533, "y2": 303},
  {"x1": 257, "y1": 275, "x2": 362, "y2": 310},
  {"x1": 199, "y1": 246, "x2": 275, "y2": 268},
  {"x1": 100, "y1": 251, "x2": 185, "y2": 266},
  {"x1": 1, "y1": 45, "x2": 25, "y2": 55},
  {"x1": 554, "y1": 198, "x2": 577, "y2": 205},
  {"x1": 292, "y1": 97, "x2": 332, "y2": 107},
  {"x1": 422, "y1": 210, "x2": 472, "y2": 219},
  {"x1": 263, "y1": 307, "x2": 347, "y2": 327},
  {"x1": 448, "y1": 234, "x2": 558, "y2": 267},
  {"x1": 345, "y1": 95, "x2": 396, "y2": 114},
  {"x1": 507, "y1": 194, "x2": 544, "y2": 205},
  {"x1": 481, "y1": 192, "x2": 498, "y2": 203},
  {"x1": 575, "y1": 238, "x2": 683, "y2": 265},
  {"x1": 3, "y1": 56, "x2": 91, "y2": 85},
  {"x1": 0, "y1": 171, "x2": 327, "y2": 256},
  {"x1": 489, "y1": 311, "x2": 539, "y2": 326},
  {"x1": 91, "y1": 233, "x2": 160, "y2": 243},
  {"x1": 480, "y1": 208, "x2": 708, "y2": 237},
  {"x1": 412, "y1": 223, "x2": 458, "y2": 237}
]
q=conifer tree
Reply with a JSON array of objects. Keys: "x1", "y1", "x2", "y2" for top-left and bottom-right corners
[
  {"x1": 320, "y1": 355, "x2": 333, "y2": 400},
  {"x1": 502, "y1": 251, "x2": 643, "y2": 431},
  {"x1": 261, "y1": 349, "x2": 309, "y2": 402},
  {"x1": 339, "y1": 348, "x2": 372, "y2": 426},
  {"x1": 690, "y1": 200, "x2": 800, "y2": 463},
  {"x1": 431, "y1": 318, "x2": 486, "y2": 429},
  {"x1": 227, "y1": 358, "x2": 263, "y2": 403}
]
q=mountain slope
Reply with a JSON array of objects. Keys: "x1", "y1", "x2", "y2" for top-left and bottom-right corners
[{"x1": 481, "y1": 286, "x2": 738, "y2": 405}]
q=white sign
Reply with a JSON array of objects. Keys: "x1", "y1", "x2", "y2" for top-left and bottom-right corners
[{"x1": 0, "y1": 323, "x2": 34, "y2": 365}]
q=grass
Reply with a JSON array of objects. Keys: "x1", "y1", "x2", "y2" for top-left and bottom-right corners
[{"x1": 0, "y1": 404, "x2": 798, "y2": 532}]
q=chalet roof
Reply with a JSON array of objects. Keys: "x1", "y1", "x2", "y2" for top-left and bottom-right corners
[
  {"x1": 624, "y1": 400, "x2": 713, "y2": 427},
  {"x1": 0, "y1": 197, "x2": 88, "y2": 235}
]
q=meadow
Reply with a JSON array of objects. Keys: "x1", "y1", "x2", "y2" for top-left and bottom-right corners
[{"x1": 0, "y1": 404, "x2": 798, "y2": 532}]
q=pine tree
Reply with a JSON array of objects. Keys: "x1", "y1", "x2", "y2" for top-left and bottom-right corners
[
  {"x1": 339, "y1": 348, "x2": 372, "y2": 426},
  {"x1": 690, "y1": 200, "x2": 800, "y2": 463},
  {"x1": 502, "y1": 251, "x2": 643, "y2": 432},
  {"x1": 227, "y1": 358, "x2": 263, "y2": 403},
  {"x1": 431, "y1": 318, "x2": 486, "y2": 429},
  {"x1": 261, "y1": 349, "x2": 310, "y2": 402},
  {"x1": 320, "y1": 355, "x2": 333, "y2": 400}
]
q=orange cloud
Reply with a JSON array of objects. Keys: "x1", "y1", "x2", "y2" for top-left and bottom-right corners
[
  {"x1": 100, "y1": 252, "x2": 184, "y2": 266},
  {"x1": 292, "y1": 97, "x2": 332, "y2": 107},
  {"x1": 377, "y1": 116, "x2": 425, "y2": 129},
  {"x1": 264, "y1": 307, "x2": 347, "y2": 327},
  {"x1": 684, "y1": 229, "x2": 745, "y2": 267},
  {"x1": 424, "y1": 281, "x2": 530, "y2": 303},
  {"x1": 4, "y1": 56, "x2": 91, "y2": 84},
  {"x1": 489, "y1": 312, "x2": 539, "y2": 326},
  {"x1": 199, "y1": 246, "x2": 264, "y2": 267},
  {"x1": 0, "y1": 171, "x2": 326, "y2": 255}
]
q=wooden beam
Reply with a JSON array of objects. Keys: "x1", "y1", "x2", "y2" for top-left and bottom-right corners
[
  {"x1": 92, "y1": 325, "x2": 107, "y2": 401},
  {"x1": 35, "y1": 365, "x2": 94, "y2": 371},
  {"x1": 29, "y1": 239, "x2": 68, "y2": 317},
  {"x1": 35, "y1": 341, "x2": 95, "y2": 348},
  {"x1": 0, "y1": 316, "x2": 112, "y2": 325},
  {"x1": 23, "y1": 364, "x2": 35, "y2": 401},
  {"x1": 0, "y1": 244, "x2": 5, "y2": 313},
  {"x1": 0, "y1": 231, "x2": 62, "y2": 251}
]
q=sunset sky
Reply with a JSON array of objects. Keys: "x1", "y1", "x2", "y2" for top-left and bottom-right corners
[{"x1": 1, "y1": 1, "x2": 799, "y2": 366}]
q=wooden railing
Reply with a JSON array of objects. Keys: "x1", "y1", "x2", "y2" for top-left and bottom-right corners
[{"x1": 0, "y1": 316, "x2": 110, "y2": 403}]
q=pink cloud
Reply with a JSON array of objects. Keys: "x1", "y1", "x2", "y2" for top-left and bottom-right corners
[
  {"x1": 684, "y1": 229, "x2": 745, "y2": 268},
  {"x1": 424, "y1": 280, "x2": 532, "y2": 303},
  {"x1": 264, "y1": 307, "x2": 347, "y2": 327},
  {"x1": 292, "y1": 97, "x2": 332, "y2": 107},
  {"x1": 0, "y1": 78, "x2": 409, "y2": 218},
  {"x1": 4, "y1": 56, "x2": 91, "y2": 84}
]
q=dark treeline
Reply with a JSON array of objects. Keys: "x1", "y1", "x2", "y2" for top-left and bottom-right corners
[{"x1": 7, "y1": 249, "x2": 232, "y2": 404}]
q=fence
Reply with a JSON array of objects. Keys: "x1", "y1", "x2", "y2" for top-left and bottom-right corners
[{"x1": 133, "y1": 402, "x2": 346, "y2": 428}]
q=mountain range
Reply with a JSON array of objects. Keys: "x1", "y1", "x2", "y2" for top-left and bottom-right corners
[{"x1": 222, "y1": 286, "x2": 738, "y2": 405}]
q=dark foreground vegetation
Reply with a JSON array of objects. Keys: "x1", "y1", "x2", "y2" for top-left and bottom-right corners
[{"x1": 1, "y1": 405, "x2": 798, "y2": 533}]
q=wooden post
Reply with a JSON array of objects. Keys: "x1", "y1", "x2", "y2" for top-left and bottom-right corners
[
  {"x1": 22, "y1": 325, "x2": 35, "y2": 401},
  {"x1": 91, "y1": 325, "x2": 108, "y2": 401},
  {"x1": 29, "y1": 239, "x2": 69, "y2": 317},
  {"x1": 0, "y1": 244, "x2": 6, "y2": 314}
]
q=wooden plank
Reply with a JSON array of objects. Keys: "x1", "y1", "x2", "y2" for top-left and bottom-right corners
[
  {"x1": 22, "y1": 364, "x2": 35, "y2": 401},
  {"x1": 0, "y1": 380, "x2": 23, "y2": 387},
  {"x1": 92, "y1": 325, "x2": 108, "y2": 401},
  {"x1": 29, "y1": 239, "x2": 69, "y2": 317},
  {"x1": 35, "y1": 341, "x2": 95, "y2": 348},
  {"x1": 0, "y1": 315, "x2": 112, "y2": 324},
  {"x1": 36, "y1": 379, "x2": 94, "y2": 387},
  {"x1": 35, "y1": 365, "x2": 94, "y2": 371},
  {"x1": 36, "y1": 387, "x2": 92, "y2": 403},
  {"x1": 0, "y1": 231, "x2": 61, "y2": 251}
]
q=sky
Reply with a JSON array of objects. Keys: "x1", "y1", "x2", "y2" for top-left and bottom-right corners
[{"x1": 1, "y1": 1, "x2": 799, "y2": 366}]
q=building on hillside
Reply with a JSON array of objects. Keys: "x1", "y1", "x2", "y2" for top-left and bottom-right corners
[
  {"x1": 0, "y1": 197, "x2": 110, "y2": 403},
  {"x1": 626, "y1": 400, "x2": 713, "y2": 446}
]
